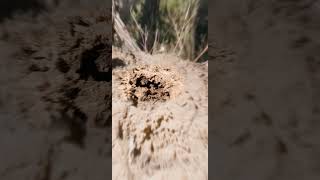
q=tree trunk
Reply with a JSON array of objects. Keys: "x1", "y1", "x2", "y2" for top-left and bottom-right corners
[{"x1": 140, "y1": 0, "x2": 160, "y2": 52}]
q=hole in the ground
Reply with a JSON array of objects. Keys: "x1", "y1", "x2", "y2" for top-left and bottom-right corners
[
  {"x1": 130, "y1": 74, "x2": 170, "y2": 102},
  {"x1": 135, "y1": 75, "x2": 162, "y2": 89},
  {"x1": 77, "y1": 43, "x2": 111, "y2": 82},
  {"x1": 124, "y1": 66, "x2": 182, "y2": 105}
]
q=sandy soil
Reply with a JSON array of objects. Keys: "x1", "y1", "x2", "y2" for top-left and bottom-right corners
[
  {"x1": 0, "y1": 1, "x2": 208, "y2": 180},
  {"x1": 5, "y1": 0, "x2": 320, "y2": 179},
  {"x1": 209, "y1": 0, "x2": 320, "y2": 180},
  {"x1": 112, "y1": 49, "x2": 208, "y2": 180},
  {"x1": 0, "y1": 1, "x2": 112, "y2": 180}
]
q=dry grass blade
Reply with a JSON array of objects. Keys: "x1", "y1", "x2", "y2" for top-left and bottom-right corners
[{"x1": 193, "y1": 43, "x2": 208, "y2": 62}]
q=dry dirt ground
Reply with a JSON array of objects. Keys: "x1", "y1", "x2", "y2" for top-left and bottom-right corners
[
  {"x1": 0, "y1": 1, "x2": 208, "y2": 180},
  {"x1": 209, "y1": 0, "x2": 320, "y2": 180},
  {"x1": 2, "y1": 0, "x2": 320, "y2": 179},
  {"x1": 0, "y1": 1, "x2": 112, "y2": 180},
  {"x1": 112, "y1": 48, "x2": 208, "y2": 180}
]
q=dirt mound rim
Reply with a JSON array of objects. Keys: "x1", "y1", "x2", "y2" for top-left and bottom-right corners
[{"x1": 119, "y1": 65, "x2": 182, "y2": 106}]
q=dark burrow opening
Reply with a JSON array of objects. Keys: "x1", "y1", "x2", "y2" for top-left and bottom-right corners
[
  {"x1": 135, "y1": 75, "x2": 162, "y2": 89},
  {"x1": 77, "y1": 43, "x2": 111, "y2": 82},
  {"x1": 129, "y1": 74, "x2": 170, "y2": 104}
]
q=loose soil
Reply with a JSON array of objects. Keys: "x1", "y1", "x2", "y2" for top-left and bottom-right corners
[
  {"x1": 0, "y1": 1, "x2": 208, "y2": 180},
  {"x1": 0, "y1": 1, "x2": 112, "y2": 180},
  {"x1": 209, "y1": 1, "x2": 320, "y2": 180},
  {"x1": 112, "y1": 49, "x2": 208, "y2": 180}
]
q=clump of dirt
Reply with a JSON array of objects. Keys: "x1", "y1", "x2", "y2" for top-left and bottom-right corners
[{"x1": 121, "y1": 65, "x2": 182, "y2": 105}]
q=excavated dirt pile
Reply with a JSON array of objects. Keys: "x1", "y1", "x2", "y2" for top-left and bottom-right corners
[{"x1": 112, "y1": 49, "x2": 208, "y2": 180}]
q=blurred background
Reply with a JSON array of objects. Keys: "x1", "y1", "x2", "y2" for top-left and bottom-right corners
[
  {"x1": 114, "y1": 0, "x2": 208, "y2": 61},
  {"x1": 0, "y1": 0, "x2": 61, "y2": 22},
  {"x1": 0, "y1": 0, "x2": 208, "y2": 61}
]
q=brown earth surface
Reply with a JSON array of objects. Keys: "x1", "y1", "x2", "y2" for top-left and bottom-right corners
[
  {"x1": 112, "y1": 49, "x2": 208, "y2": 180},
  {"x1": 4, "y1": 0, "x2": 320, "y2": 179},
  {"x1": 0, "y1": 1, "x2": 112, "y2": 180},
  {"x1": 0, "y1": 1, "x2": 208, "y2": 180},
  {"x1": 209, "y1": 1, "x2": 320, "y2": 180}
]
